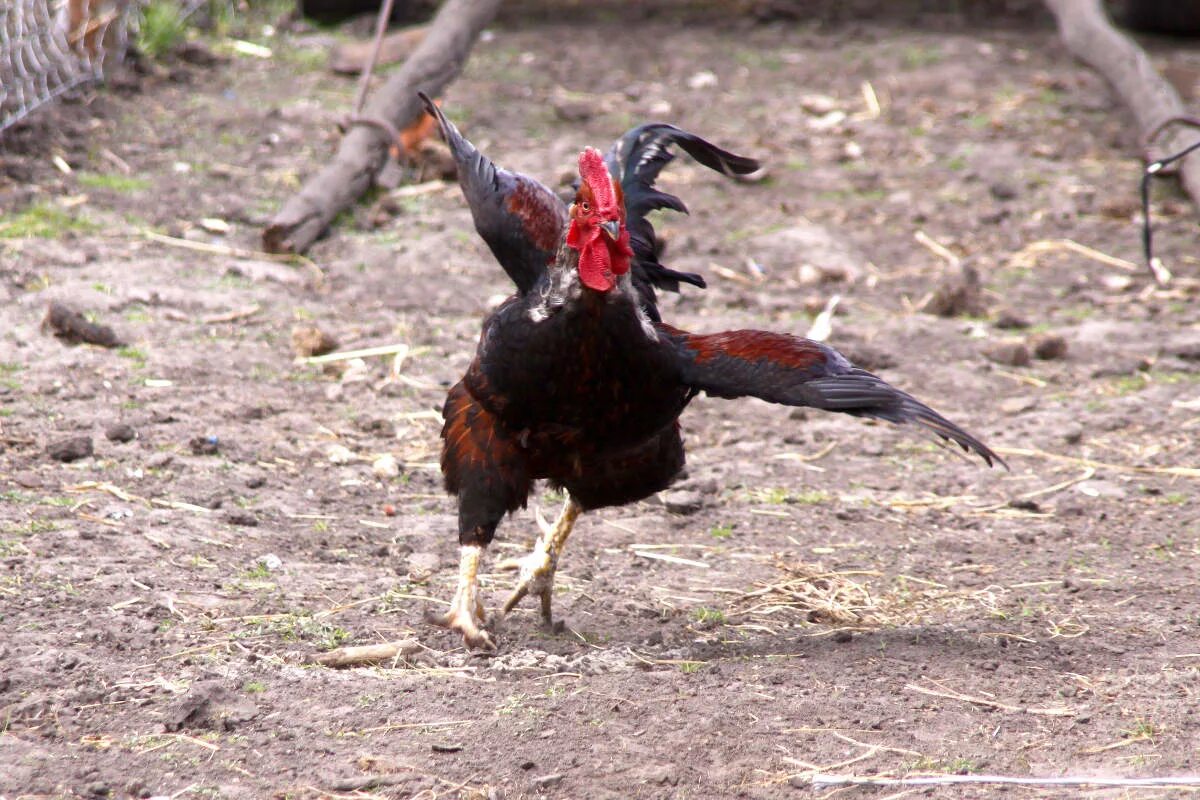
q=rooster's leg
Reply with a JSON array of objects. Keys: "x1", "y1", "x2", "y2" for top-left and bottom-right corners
[
  {"x1": 500, "y1": 498, "x2": 583, "y2": 626},
  {"x1": 428, "y1": 544, "x2": 495, "y2": 651}
]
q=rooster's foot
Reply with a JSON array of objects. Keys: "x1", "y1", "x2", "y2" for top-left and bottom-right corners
[
  {"x1": 499, "y1": 499, "x2": 582, "y2": 628},
  {"x1": 427, "y1": 545, "x2": 495, "y2": 651},
  {"x1": 500, "y1": 545, "x2": 560, "y2": 626}
]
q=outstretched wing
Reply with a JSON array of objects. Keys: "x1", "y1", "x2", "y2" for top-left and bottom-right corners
[
  {"x1": 420, "y1": 93, "x2": 567, "y2": 295},
  {"x1": 604, "y1": 125, "x2": 760, "y2": 314},
  {"x1": 662, "y1": 325, "x2": 1003, "y2": 468}
]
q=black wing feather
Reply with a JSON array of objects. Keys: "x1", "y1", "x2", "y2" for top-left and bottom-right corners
[
  {"x1": 420, "y1": 93, "x2": 567, "y2": 295},
  {"x1": 663, "y1": 326, "x2": 1003, "y2": 468}
]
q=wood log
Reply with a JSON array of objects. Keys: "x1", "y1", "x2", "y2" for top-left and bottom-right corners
[
  {"x1": 1045, "y1": 0, "x2": 1200, "y2": 210},
  {"x1": 330, "y1": 25, "x2": 429, "y2": 75},
  {"x1": 263, "y1": 0, "x2": 502, "y2": 254},
  {"x1": 307, "y1": 638, "x2": 421, "y2": 667}
]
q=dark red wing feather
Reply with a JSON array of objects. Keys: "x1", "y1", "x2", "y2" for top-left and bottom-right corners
[
  {"x1": 683, "y1": 329, "x2": 827, "y2": 371},
  {"x1": 663, "y1": 326, "x2": 1003, "y2": 468},
  {"x1": 504, "y1": 180, "x2": 564, "y2": 255},
  {"x1": 421, "y1": 93, "x2": 566, "y2": 295}
]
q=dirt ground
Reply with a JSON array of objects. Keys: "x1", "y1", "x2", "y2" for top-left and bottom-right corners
[{"x1": 2, "y1": 4, "x2": 1200, "y2": 799}]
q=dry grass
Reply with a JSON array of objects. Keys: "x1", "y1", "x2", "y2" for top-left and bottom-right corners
[{"x1": 726, "y1": 560, "x2": 1006, "y2": 630}]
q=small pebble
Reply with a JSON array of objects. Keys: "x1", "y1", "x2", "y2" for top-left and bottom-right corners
[
  {"x1": 993, "y1": 310, "x2": 1031, "y2": 330},
  {"x1": 1000, "y1": 395, "x2": 1037, "y2": 415},
  {"x1": 189, "y1": 435, "x2": 219, "y2": 456},
  {"x1": 983, "y1": 341, "x2": 1031, "y2": 367},
  {"x1": 1032, "y1": 333, "x2": 1069, "y2": 361},
  {"x1": 372, "y1": 453, "x2": 400, "y2": 479},
  {"x1": 1075, "y1": 480, "x2": 1127, "y2": 500},
  {"x1": 291, "y1": 324, "x2": 339, "y2": 358},
  {"x1": 661, "y1": 490, "x2": 703, "y2": 515},
  {"x1": 989, "y1": 182, "x2": 1017, "y2": 201},
  {"x1": 146, "y1": 452, "x2": 174, "y2": 469},
  {"x1": 1062, "y1": 424, "x2": 1084, "y2": 445},
  {"x1": 47, "y1": 436, "x2": 93, "y2": 463},
  {"x1": 105, "y1": 423, "x2": 137, "y2": 443},
  {"x1": 327, "y1": 444, "x2": 355, "y2": 465}
]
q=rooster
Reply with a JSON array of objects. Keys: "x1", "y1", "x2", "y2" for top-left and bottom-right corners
[{"x1": 419, "y1": 94, "x2": 1002, "y2": 650}]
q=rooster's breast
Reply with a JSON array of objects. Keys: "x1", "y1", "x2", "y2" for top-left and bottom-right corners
[{"x1": 476, "y1": 293, "x2": 689, "y2": 450}]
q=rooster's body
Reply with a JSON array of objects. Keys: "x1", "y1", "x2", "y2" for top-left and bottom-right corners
[{"x1": 421, "y1": 95, "x2": 1001, "y2": 649}]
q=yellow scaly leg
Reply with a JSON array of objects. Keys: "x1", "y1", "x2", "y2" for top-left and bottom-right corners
[
  {"x1": 428, "y1": 544, "x2": 495, "y2": 651},
  {"x1": 501, "y1": 497, "x2": 583, "y2": 626}
]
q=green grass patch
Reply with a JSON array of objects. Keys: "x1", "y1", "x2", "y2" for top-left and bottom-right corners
[
  {"x1": 0, "y1": 539, "x2": 28, "y2": 557},
  {"x1": 692, "y1": 607, "x2": 726, "y2": 625},
  {"x1": 117, "y1": 346, "x2": 148, "y2": 369},
  {"x1": 138, "y1": 0, "x2": 187, "y2": 59},
  {"x1": 750, "y1": 487, "x2": 832, "y2": 505},
  {"x1": 4, "y1": 519, "x2": 59, "y2": 535},
  {"x1": 242, "y1": 563, "x2": 271, "y2": 579},
  {"x1": 0, "y1": 203, "x2": 98, "y2": 238},
  {"x1": 240, "y1": 613, "x2": 350, "y2": 651},
  {"x1": 78, "y1": 173, "x2": 151, "y2": 193},
  {"x1": 709, "y1": 523, "x2": 734, "y2": 540}
]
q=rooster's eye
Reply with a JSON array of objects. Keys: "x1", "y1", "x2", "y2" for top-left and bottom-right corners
[{"x1": 580, "y1": 201, "x2": 590, "y2": 212}]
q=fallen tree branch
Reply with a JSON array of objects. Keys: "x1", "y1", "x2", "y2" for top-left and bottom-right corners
[
  {"x1": 331, "y1": 24, "x2": 429, "y2": 75},
  {"x1": 1044, "y1": 0, "x2": 1200, "y2": 281},
  {"x1": 263, "y1": 0, "x2": 502, "y2": 254},
  {"x1": 307, "y1": 638, "x2": 421, "y2": 667}
]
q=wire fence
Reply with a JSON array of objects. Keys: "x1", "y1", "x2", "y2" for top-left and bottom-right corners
[{"x1": 0, "y1": 0, "x2": 139, "y2": 135}]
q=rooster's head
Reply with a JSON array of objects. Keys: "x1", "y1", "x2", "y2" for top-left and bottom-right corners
[{"x1": 566, "y1": 147, "x2": 633, "y2": 292}]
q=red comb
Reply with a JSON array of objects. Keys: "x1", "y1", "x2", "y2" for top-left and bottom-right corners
[{"x1": 578, "y1": 147, "x2": 617, "y2": 212}]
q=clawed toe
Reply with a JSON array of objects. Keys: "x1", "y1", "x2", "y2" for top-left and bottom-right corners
[
  {"x1": 427, "y1": 606, "x2": 496, "y2": 651},
  {"x1": 501, "y1": 548, "x2": 557, "y2": 620},
  {"x1": 430, "y1": 545, "x2": 495, "y2": 651}
]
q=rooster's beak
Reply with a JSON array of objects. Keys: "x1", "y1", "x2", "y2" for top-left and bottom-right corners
[{"x1": 600, "y1": 219, "x2": 620, "y2": 241}]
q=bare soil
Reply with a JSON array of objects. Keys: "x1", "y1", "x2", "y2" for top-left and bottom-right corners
[{"x1": 2, "y1": 6, "x2": 1199, "y2": 799}]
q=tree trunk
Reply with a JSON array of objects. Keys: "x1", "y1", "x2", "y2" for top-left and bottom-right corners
[
  {"x1": 263, "y1": 0, "x2": 502, "y2": 254},
  {"x1": 1045, "y1": 0, "x2": 1200, "y2": 209}
]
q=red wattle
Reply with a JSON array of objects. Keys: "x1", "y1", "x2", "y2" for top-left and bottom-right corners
[
  {"x1": 578, "y1": 240, "x2": 614, "y2": 291},
  {"x1": 566, "y1": 218, "x2": 585, "y2": 251},
  {"x1": 568, "y1": 217, "x2": 632, "y2": 292}
]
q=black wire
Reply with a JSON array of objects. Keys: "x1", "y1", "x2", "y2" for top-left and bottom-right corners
[{"x1": 1142, "y1": 138, "x2": 1200, "y2": 265}]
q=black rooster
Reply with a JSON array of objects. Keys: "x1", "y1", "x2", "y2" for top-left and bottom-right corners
[{"x1": 420, "y1": 94, "x2": 1002, "y2": 650}]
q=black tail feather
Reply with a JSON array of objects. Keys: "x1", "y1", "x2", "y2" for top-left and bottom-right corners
[{"x1": 603, "y1": 124, "x2": 759, "y2": 311}]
